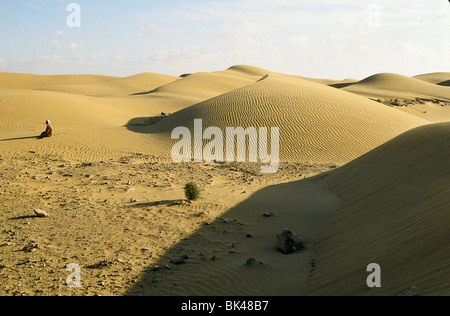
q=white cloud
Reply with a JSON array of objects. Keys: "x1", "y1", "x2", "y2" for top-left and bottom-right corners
[
  {"x1": 68, "y1": 42, "x2": 80, "y2": 51},
  {"x1": 41, "y1": 55, "x2": 63, "y2": 65},
  {"x1": 142, "y1": 23, "x2": 166, "y2": 35},
  {"x1": 85, "y1": 33, "x2": 97, "y2": 38},
  {"x1": 50, "y1": 39, "x2": 62, "y2": 50},
  {"x1": 7, "y1": 0, "x2": 448, "y2": 78}
]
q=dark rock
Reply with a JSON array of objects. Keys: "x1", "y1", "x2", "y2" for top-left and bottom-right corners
[
  {"x1": 277, "y1": 229, "x2": 305, "y2": 254},
  {"x1": 171, "y1": 255, "x2": 188, "y2": 265},
  {"x1": 245, "y1": 258, "x2": 256, "y2": 266}
]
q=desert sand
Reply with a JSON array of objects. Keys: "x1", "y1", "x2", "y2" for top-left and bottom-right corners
[{"x1": 0, "y1": 65, "x2": 449, "y2": 296}]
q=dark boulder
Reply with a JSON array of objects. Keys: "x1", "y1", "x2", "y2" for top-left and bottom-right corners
[{"x1": 277, "y1": 229, "x2": 305, "y2": 254}]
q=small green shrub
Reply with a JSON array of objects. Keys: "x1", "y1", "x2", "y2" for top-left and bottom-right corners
[{"x1": 184, "y1": 182, "x2": 200, "y2": 201}]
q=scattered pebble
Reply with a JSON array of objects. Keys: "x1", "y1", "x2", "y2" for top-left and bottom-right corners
[{"x1": 34, "y1": 209, "x2": 49, "y2": 218}]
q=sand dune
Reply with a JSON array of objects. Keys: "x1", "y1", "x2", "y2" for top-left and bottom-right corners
[
  {"x1": 149, "y1": 73, "x2": 427, "y2": 163},
  {"x1": 413, "y1": 72, "x2": 450, "y2": 85},
  {"x1": 308, "y1": 122, "x2": 450, "y2": 296},
  {"x1": 0, "y1": 65, "x2": 449, "y2": 297},
  {"x1": 335, "y1": 73, "x2": 450, "y2": 101},
  {"x1": 0, "y1": 67, "x2": 268, "y2": 161},
  {"x1": 0, "y1": 88, "x2": 169, "y2": 161},
  {"x1": 132, "y1": 65, "x2": 266, "y2": 110},
  {"x1": 125, "y1": 124, "x2": 450, "y2": 297},
  {"x1": 0, "y1": 72, "x2": 118, "y2": 90},
  {"x1": 396, "y1": 102, "x2": 450, "y2": 123},
  {"x1": 35, "y1": 73, "x2": 179, "y2": 97}
]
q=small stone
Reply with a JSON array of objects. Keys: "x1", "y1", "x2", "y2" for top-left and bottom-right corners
[
  {"x1": 152, "y1": 265, "x2": 161, "y2": 271},
  {"x1": 171, "y1": 255, "x2": 188, "y2": 265},
  {"x1": 263, "y1": 212, "x2": 274, "y2": 217},
  {"x1": 277, "y1": 229, "x2": 305, "y2": 254},
  {"x1": 245, "y1": 258, "x2": 256, "y2": 266},
  {"x1": 34, "y1": 209, "x2": 49, "y2": 218},
  {"x1": 22, "y1": 242, "x2": 39, "y2": 252}
]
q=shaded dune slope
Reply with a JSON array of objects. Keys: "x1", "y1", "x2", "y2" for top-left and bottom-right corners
[
  {"x1": 126, "y1": 176, "x2": 340, "y2": 296},
  {"x1": 308, "y1": 122, "x2": 450, "y2": 296}
]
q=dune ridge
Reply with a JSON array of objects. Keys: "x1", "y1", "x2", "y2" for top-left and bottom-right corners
[{"x1": 336, "y1": 73, "x2": 450, "y2": 101}]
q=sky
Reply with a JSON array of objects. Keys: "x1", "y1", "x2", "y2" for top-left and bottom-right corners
[{"x1": 0, "y1": 0, "x2": 449, "y2": 80}]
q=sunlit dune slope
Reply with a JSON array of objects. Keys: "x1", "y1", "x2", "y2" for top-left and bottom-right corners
[
  {"x1": 338, "y1": 73, "x2": 450, "y2": 100},
  {"x1": 35, "y1": 73, "x2": 179, "y2": 97},
  {"x1": 148, "y1": 73, "x2": 428, "y2": 163},
  {"x1": 0, "y1": 72, "x2": 118, "y2": 90},
  {"x1": 413, "y1": 72, "x2": 450, "y2": 86},
  {"x1": 134, "y1": 65, "x2": 267, "y2": 110}
]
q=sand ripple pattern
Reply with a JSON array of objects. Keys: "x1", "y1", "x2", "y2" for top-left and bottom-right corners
[{"x1": 151, "y1": 74, "x2": 427, "y2": 163}]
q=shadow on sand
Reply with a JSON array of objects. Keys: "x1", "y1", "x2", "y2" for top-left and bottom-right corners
[
  {"x1": 124, "y1": 116, "x2": 168, "y2": 134},
  {"x1": 124, "y1": 173, "x2": 339, "y2": 296},
  {"x1": 328, "y1": 82, "x2": 357, "y2": 89},
  {"x1": 0, "y1": 136, "x2": 39, "y2": 142},
  {"x1": 130, "y1": 199, "x2": 186, "y2": 208},
  {"x1": 8, "y1": 215, "x2": 40, "y2": 220}
]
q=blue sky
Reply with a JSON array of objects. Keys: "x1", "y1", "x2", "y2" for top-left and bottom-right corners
[{"x1": 0, "y1": 0, "x2": 449, "y2": 79}]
